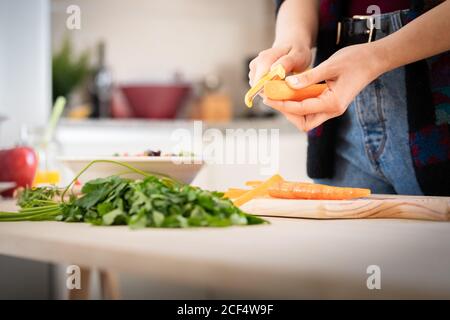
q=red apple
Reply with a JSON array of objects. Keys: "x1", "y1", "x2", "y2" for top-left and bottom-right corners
[{"x1": 0, "y1": 146, "x2": 38, "y2": 197}]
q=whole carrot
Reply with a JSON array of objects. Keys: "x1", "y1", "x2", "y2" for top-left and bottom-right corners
[
  {"x1": 268, "y1": 181, "x2": 371, "y2": 200},
  {"x1": 264, "y1": 80, "x2": 327, "y2": 101}
]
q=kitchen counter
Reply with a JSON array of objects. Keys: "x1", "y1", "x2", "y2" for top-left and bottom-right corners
[
  {"x1": 1, "y1": 199, "x2": 450, "y2": 299},
  {"x1": 59, "y1": 117, "x2": 301, "y2": 132}
]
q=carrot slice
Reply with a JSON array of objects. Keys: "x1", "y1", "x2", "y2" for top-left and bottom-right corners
[
  {"x1": 264, "y1": 80, "x2": 327, "y2": 101},
  {"x1": 233, "y1": 174, "x2": 284, "y2": 207},
  {"x1": 244, "y1": 180, "x2": 263, "y2": 188},
  {"x1": 224, "y1": 188, "x2": 249, "y2": 199},
  {"x1": 268, "y1": 181, "x2": 371, "y2": 200}
]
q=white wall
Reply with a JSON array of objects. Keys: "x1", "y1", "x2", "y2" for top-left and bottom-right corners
[
  {"x1": 0, "y1": 0, "x2": 51, "y2": 147},
  {"x1": 51, "y1": 0, "x2": 276, "y2": 115},
  {"x1": 0, "y1": 1, "x2": 52, "y2": 299}
]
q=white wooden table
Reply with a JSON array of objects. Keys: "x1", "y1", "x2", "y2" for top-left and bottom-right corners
[{"x1": 1, "y1": 199, "x2": 450, "y2": 299}]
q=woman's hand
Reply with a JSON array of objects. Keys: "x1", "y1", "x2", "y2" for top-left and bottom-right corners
[
  {"x1": 248, "y1": 44, "x2": 312, "y2": 87},
  {"x1": 263, "y1": 43, "x2": 385, "y2": 132},
  {"x1": 250, "y1": 0, "x2": 319, "y2": 85}
]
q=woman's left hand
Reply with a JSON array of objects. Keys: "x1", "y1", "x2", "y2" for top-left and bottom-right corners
[{"x1": 263, "y1": 43, "x2": 385, "y2": 132}]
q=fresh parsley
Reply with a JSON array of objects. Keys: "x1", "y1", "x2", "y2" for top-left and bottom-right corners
[{"x1": 1, "y1": 160, "x2": 268, "y2": 228}]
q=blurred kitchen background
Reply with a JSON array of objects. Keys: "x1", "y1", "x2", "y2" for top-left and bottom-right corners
[
  {"x1": 0, "y1": 0, "x2": 310, "y2": 186},
  {"x1": 0, "y1": 0, "x2": 310, "y2": 299},
  {"x1": 51, "y1": 0, "x2": 275, "y2": 120}
]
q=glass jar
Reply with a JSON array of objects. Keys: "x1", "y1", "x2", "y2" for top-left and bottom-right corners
[{"x1": 21, "y1": 125, "x2": 64, "y2": 186}]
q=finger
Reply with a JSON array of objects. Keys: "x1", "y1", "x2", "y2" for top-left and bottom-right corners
[
  {"x1": 283, "y1": 112, "x2": 306, "y2": 131},
  {"x1": 285, "y1": 60, "x2": 334, "y2": 89},
  {"x1": 303, "y1": 112, "x2": 332, "y2": 131},
  {"x1": 263, "y1": 89, "x2": 337, "y2": 116},
  {"x1": 248, "y1": 56, "x2": 259, "y2": 85},
  {"x1": 263, "y1": 97, "x2": 324, "y2": 115},
  {"x1": 248, "y1": 68, "x2": 255, "y2": 86},
  {"x1": 262, "y1": 98, "x2": 300, "y2": 113},
  {"x1": 283, "y1": 111, "x2": 331, "y2": 132},
  {"x1": 253, "y1": 62, "x2": 275, "y2": 87},
  {"x1": 271, "y1": 49, "x2": 311, "y2": 74},
  {"x1": 251, "y1": 47, "x2": 290, "y2": 86}
]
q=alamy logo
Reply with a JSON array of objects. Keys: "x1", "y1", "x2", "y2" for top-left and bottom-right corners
[
  {"x1": 366, "y1": 265, "x2": 381, "y2": 290},
  {"x1": 66, "y1": 5, "x2": 81, "y2": 30},
  {"x1": 366, "y1": 5, "x2": 381, "y2": 30},
  {"x1": 66, "y1": 265, "x2": 81, "y2": 290},
  {"x1": 170, "y1": 121, "x2": 280, "y2": 175}
]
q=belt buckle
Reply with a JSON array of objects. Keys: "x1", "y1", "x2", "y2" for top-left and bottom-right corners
[
  {"x1": 353, "y1": 15, "x2": 376, "y2": 43},
  {"x1": 336, "y1": 15, "x2": 376, "y2": 45},
  {"x1": 336, "y1": 21, "x2": 342, "y2": 45}
]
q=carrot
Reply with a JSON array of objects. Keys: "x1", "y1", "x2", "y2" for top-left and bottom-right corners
[
  {"x1": 268, "y1": 181, "x2": 371, "y2": 200},
  {"x1": 224, "y1": 188, "x2": 249, "y2": 199},
  {"x1": 233, "y1": 174, "x2": 284, "y2": 207},
  {"x1": 264, "y1": 80, "x2": 327, "y2": 101},
  {"x1": 244, "y1": 180, "x2": 263, "y2": 188}
]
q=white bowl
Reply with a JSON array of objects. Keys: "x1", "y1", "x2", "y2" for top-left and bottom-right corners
[{"x1": 58, "y1": 156, "x2": 204, "y2": 184}]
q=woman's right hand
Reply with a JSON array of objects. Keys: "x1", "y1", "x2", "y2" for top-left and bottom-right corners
[{"x1": 248, "y1": 44, "x2": 312, "y2": 87}]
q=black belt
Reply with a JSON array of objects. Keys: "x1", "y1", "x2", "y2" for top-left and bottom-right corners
[{"x1": 336, "y1": 13, "x2": 406, "y2": 47}]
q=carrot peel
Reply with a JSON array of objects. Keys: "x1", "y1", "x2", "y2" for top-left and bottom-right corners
[
  {"x1": 224, "y1": 188, "x2": 249, "y2": 199},
  {"x1": 244, "y1": 180, "x2": 263, "y2": 188},
  {"x1": 232, "y1": 174, "x2": 284, "y2": 207},
  {"x1": 245, "y1": 65, "x2": 286, "y2": 108}
]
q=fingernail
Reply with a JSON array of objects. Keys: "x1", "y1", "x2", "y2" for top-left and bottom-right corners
[{"x1": 286, "y1": 76, "x2": 303, "y2": 88}]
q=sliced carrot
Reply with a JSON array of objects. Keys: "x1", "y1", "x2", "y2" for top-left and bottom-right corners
[
  {"x1": 224, "y1": 188, "x2": 249, "y2": 199},
  {"x1": 244, "y1": 180, "x2": 263, "y2": 188},
  {"x1": 264, "y1": 80, "x2": 328, "y2": 101},
  {"x1": 268, "y1": 181, "x2": 371, "y2": 200},
  {"x1": 233, "y1": 174, "x2": 284, "y2": 207}
]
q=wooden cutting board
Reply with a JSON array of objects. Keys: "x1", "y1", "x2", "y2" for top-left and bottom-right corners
[{"x1": 241, "y1": 194, "x2": 450, "y2": 221}]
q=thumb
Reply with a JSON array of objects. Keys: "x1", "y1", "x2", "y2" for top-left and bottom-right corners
[{"x1": 285, "y1": 61, "x2": 331, "y2": 89}]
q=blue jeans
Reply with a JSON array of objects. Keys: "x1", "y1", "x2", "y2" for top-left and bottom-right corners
[{"x1": 315, "y1": 10, "x2": 423, "y2": 195}]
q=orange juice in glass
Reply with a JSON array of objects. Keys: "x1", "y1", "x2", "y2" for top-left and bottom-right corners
[{"x1": 21, "y1": 126, "x2": 63, "y2": 186}]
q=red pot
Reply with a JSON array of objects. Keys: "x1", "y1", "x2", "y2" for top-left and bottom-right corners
[{"x1": 117, "y1": 84, "x2": 190, "y2": 119}]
